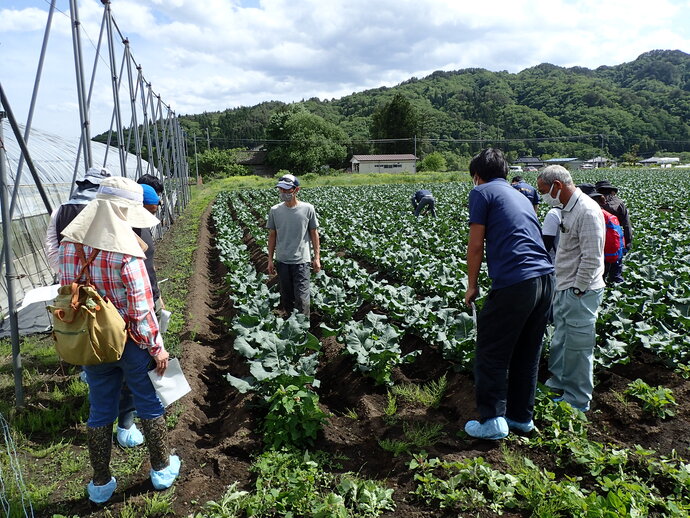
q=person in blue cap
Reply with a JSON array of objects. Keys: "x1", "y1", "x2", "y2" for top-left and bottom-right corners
[{"x1": 266, "y1": 174, "x2": 320, "y2": 317}]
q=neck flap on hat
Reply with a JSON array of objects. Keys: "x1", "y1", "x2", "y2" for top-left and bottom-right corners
[{"x1": 60, "y1": 199, "x2": 146, "y2": 258}]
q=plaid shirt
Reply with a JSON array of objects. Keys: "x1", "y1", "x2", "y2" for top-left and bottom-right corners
[
  {"x1": 555, "y1": 189, "x2": 606, "y2": 292},
  {"x1": 58, "y1": 241, "x2": 162, "y2": 355}
]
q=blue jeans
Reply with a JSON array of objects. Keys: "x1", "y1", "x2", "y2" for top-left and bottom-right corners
[
  {"x1": 546, "y1": 288, "x2": 604, "y2": 410},
  {"x1": 83, "y1": 340, "x2": 164, "y2": 428},
  {"x1": 474, "y1": 273, "x2": 554, "y2": 423}
]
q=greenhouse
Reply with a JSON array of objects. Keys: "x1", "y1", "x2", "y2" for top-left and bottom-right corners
[{"x1": 0, "y1": 119, "x2": 184, "y2": 333}]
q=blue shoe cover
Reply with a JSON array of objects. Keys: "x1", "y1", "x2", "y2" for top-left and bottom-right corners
[
  {"x1": 151, "y1": 455, "x2": 181, "y2": 490},
  {"x1": 464, "y1": 417, "x2": 509, "y2": 440},
  {"x1": 87, "y1": 476, "x2": 117, "y2": 503},
  {"x1": 505, "y1": 417, "x2": 535, "y2": 433},
  {"x1": 117, "y1": 424, "x2": 144, "y2": 448}
]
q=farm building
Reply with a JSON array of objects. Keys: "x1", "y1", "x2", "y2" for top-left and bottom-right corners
[
  {"x1": 638, "y1": 157, "x2": 681, "y2": 167},
  {"x1": 543, "y1": 157, "x2": 584, "y2": 170},
  {"x1": 350, "y1": 154, "x2": 418, "y2": 174},
  {"x1": 515, "y1": 156, "x2": 544, "y2": 169},
  {"x1": 585, "y1": 156, "x2": 611, "y2": 168}
]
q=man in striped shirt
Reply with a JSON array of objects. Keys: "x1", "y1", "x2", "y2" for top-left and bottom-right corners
[{"x1": 537, "y1": 166, "x2": 605, "y2": 413}]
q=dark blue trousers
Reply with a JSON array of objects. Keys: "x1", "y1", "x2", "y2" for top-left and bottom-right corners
[{"x1": 474, "y1": 273, "x2": 554, "y2": 423}]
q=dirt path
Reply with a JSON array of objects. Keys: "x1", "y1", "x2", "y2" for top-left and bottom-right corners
[{"x1": 167, "y1": 203, "x2": 258, "y2": 513}]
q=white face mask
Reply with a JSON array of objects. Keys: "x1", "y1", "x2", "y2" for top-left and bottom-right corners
[
  {"x1": 280, "y1": 191, "x2": 294, "y2": 202},
  {"x1": 542, "y1": 184, "x2": 561, "y2": 207},
  {"x1": 472, "y1": 175, "x2": 480, "y2": 187}
]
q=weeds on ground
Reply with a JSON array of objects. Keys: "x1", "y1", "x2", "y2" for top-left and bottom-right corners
[
  {"x1": 391, "y1": 375, "x2": 447, "y2": 409},
  {"x1": 624, "y1": 378, "x2": 677, "y2": 419},
  {"x1": 191, "y1": 449, "x2": 394, "y2": 518}
]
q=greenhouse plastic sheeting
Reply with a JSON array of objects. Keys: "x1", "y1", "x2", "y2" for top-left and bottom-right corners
[{"x1": 0, "y1": 120, "x2": 156, "y2": 320}]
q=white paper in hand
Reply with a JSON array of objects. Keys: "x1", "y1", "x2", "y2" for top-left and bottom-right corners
[
  {"x1": 159, "y1": 309, "x2": 172, "y2": 335},
  {"x1": 471, "y1": 302, "x2": 477, "y2": 327},
  {"x1": 148, "y1": 358, "x2": 191, "y2": 407}
]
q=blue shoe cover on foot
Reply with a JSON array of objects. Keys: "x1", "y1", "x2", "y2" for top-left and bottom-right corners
[
  {"x1": 505, "y1": 417, "x2": 535, "y2": 433},
  {"x1": 151, "y1": 455, "x2": 181, "y2": 490},
  {"x1": 87, "y1": 476, "x2": 117, "y2": 503},
  {"x1": 117, "y1": 424, "x2": 144, "y2": 448},
  {"x1": 464, "y1": 417, "x2": 508, "y2": 440}
]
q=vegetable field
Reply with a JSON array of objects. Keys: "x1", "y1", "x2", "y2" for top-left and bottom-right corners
[
  {"x1": 5, "y1": 168, "x2": 690, "y2": 517},
  {"x1": 187, "y1": 169, "x2": 690, "y2": 517}
]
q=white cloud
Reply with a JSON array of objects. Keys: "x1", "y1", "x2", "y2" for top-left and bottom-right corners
[{"x1": 1, "y1": 0, "x2": 689, "y2": 138}]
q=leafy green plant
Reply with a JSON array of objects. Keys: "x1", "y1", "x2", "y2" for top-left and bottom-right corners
[
  {"x1": 226, "y1": 313, "x2": 321, "y2": 398},
  {"x1": 337, "y1": 475, "x2": 395, "y2": 516},
  {"x1": 341, "y1": 312, "x2": 419, "y2": 386},
  {"x1": 263, "y1": 385, "x2": 328, "y2": 449},
  {"x1": 625, "y1": 378, "x2": 678, "y2": 418},
  {"x1": 378, "y1": 438, "x2": 412, "y2": 457}
]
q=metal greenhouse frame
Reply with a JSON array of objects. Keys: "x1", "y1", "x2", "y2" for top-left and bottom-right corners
[{"x1": 0, "y1": 0, "x2": 191, "y2": 406}]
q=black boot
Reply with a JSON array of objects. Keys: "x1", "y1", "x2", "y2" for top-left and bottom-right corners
[{"x1": 86, "y1": 425, "x2": 116, "y2": 503}]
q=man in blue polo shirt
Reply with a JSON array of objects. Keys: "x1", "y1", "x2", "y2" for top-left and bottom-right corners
[{"x1": 464, "y1": 148, "x2": 555, "y2": 439}]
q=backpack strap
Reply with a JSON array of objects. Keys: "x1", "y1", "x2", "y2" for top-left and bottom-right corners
[
  {"x1": 75, "y1": 243, "x2": 100, "y2": 284},
  {"x1": 71, "y1": 244, "x2": 100, "y2": 310}
]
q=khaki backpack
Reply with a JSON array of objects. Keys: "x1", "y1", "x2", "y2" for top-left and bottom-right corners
[{"x1": 47, "y1": 244, "x2": 127, "y2": 365}]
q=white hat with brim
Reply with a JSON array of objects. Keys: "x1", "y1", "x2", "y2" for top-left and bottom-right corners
[{"x1": 61, "y1": 177, "x2": 160, "y2": 258}]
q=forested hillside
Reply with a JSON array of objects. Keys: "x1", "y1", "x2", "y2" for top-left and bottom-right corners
[{"x1": 97, "y1": 50, "x2": 690, "y2": 173}]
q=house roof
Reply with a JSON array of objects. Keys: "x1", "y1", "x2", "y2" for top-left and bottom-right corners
[
  {"x1": 351, "y1": 154, "x2": 418, "y2": 162},
  {"x1": 544, "y1": 157, "x2": 581, "y2": 163},
  {"x1": 586, "y1": 156, "x2": 610, "y2": 163},
  {"x1": 515, "y1": 157, "x2": 544, "y2": 165},
  {"x1": 639, "y1": 156, "x2": 680, "y2": 164}
]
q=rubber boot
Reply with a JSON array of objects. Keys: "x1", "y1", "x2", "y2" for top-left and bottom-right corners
[
  {"x1": 86, "y1": 425, "x2": 117, "y2": 503},
  {"x1": 141, "y1": 416, "x2": 180, "y2": 490}
]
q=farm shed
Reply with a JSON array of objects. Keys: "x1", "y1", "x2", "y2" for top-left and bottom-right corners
[
  {"x1": 350, "y1": 154, "x2": 418, "y2": 174},
  {"x1": 543, "y1": 157, "x2": 584, "y2": 170},
  {"x1": 638, "y1": 157, "x2": 681, "y2": 167},
  {"x1": 515, "y1": 156, "x2": 544, "y2": 169}
]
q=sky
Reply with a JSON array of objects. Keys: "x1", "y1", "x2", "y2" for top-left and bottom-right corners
[{"x1": 2, "y1": 0, "x2": 690, "y2": 139}]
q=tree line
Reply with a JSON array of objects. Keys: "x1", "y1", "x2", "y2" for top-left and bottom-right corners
[{"x1": 96, "y1": 49, "x2": 690, "y2": 175}]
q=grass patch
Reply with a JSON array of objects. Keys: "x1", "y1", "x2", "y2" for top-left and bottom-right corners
[{"x1": 391, "y1": 374, "x2": 447, "y2": 409}]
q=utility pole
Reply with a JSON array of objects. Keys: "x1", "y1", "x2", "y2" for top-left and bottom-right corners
[
  {"x1": 478, "y1": 122, "x2": 484, "y2": 150},
  {"x1": 205, "y1": 127, "x2": 210, "y2": 150}
]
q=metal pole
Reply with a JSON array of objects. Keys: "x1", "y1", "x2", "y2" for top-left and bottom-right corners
[
  {"x1": 123, "y1": 39, "x2": 143, "y2": 176},
  {"x1": 69, "y1": 0, "x2": 93, "y2": 170},
  {"x1": 0, "y1": 113, "x2": 24, "y2": 408},
  {"x1": 102, "y1": 0, "x2": 127, "y2": 176},
  {"x1": 0, "y1": 84, "x2": 53, "y2": 215},
  {"x1": 10, "y1": 0, "x2": 56, "y2": 219},
  {"x1": 70, "y1": 6, "x2": 107, "y2": 196},
  {"x1": 137, "y1": 68, "x2": 153, "y2": 176},
  {"x1": 193, "y1": 134, "x2": 199, "y2": 184}
]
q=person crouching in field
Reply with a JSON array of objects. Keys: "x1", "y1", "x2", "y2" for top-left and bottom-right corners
[
  {"x1": 464, "y1": 148, "x2": 555, "y2": 440},
  {"x1": 267, "y1": 174, "x2": 321, "y2": 317}
]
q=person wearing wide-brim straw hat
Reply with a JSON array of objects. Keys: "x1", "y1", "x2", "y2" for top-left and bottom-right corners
[
  {"x1": 595, "y1": 179, "x2": 632, "y2": 283},
  {"x1": 59, "y1": 177, "x2": 181, "y2": 503}
]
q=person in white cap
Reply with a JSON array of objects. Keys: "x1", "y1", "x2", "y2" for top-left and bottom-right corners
[
  {"x1": 45, "y1": 167, "x2": 148, "y2": 450},
  {"x1": 266, "y1": 173, "x2": 320, "y2": 317},
  {"x1": 45, "y1": 167, "x2": 112, "y2": 272},
  {"x1": 59, "y1": 177, "x2": 180, "y2": 503}
]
